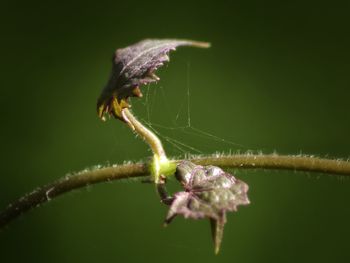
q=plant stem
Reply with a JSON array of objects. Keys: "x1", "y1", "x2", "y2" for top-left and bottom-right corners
[
  {"x1": 0, "y1": 162, "x2": 148, "y2": 229},
  {"x1": 191, "y1": 154, "x2": 350, "y2": 175},
  {"x1": 1, "y1": 154, "x2": 349, "y2": 229},
  {"x1": 122, "y1": 108, "x2": 175, "y2": 182},
  {"x1": 122, "y1": 108, "x2": 167, "y2": 162}
]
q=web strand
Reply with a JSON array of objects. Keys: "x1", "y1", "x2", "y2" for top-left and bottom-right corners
[
  {"x1": 187, "y1": 62, "x2": 191, "y2": 127},
  {"x1": 138, "y1": 62, "x2": 248, "y2": 156},
  {"x1": 143, "y1": 120, "x2": 203, "y2": 154}
]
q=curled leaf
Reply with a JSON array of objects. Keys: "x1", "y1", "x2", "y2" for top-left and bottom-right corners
[
  {"x1": 165, "y1": 161, "x2": 249, "y2": 254},
  {"x1": 97, "y1": 39, "x2": 210, "y2": 121}
]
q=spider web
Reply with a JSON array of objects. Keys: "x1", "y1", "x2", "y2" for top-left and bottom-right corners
[{"x1": 133, "y1": 62, "x2": 248, "y2": 157}]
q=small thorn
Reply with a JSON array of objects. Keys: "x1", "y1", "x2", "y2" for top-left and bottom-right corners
[
  {"x1": 148, "y1": 72, "x2": 160, "y2": 81},
  {"x1": 164, "y1": 214, "x2": 177, "y2": 226},
  {"x1": 132, "y1": 86, "x2": 143, "y2": 97},
  {"x1": 97, "y1": 102, "x2": 108, "y2": 120},
  {"x1": 162, "y1": 54, "x2": 169, "y2": 61}
]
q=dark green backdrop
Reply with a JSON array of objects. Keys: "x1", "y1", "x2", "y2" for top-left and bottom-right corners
[{"x1": 1, "y1": 1, "x2": 349, "y2": 262}]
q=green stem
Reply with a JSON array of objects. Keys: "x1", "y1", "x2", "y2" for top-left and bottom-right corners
[
  {"x1": 191, "y1": 154, "x2": 350, "y2": 175},
  {"x1": 0, "y1": 162, "x2": 148, "y2": 229},
  {"x1": 1, "y1": 154, "x2": 349, "y2": 229},
  {"x1": 122, "y1": 108, "x2": 167, "y2": 162},
  {"x1": 122, "y1": 108, "x2": 175, "y2": 182}
]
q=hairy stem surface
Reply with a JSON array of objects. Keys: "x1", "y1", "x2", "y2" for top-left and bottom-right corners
[{"x1": 1, "y1": 154, "x2": 349, "y2": 229}]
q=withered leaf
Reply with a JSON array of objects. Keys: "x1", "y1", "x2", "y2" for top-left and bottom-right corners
[
  {"x1": 165, "y1": 161, "x2": 249, "y2": 254},
  {"x1": 97, "y1": 39, "x2": 210, "y2": 120}
]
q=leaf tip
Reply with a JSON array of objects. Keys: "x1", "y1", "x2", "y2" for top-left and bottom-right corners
[
  {"x1": 210, "y1": 218, "x2": 225, "y2": 255},
  {"x1": 189, "y1": 40, "x2": 211, "y2": 49},
  {"x1": 214, "y1": 245, "x2": 220, "y2": 255}
]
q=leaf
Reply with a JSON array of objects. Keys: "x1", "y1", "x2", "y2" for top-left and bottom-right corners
[
  {"x1": 97, "y1": 39, "x2": 210, "y2": 120},
  {"x1": 165, "y1": 161, "x2": 250, "y2": 254}
]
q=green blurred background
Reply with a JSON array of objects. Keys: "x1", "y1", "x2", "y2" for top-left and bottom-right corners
[{"x1": 1, "y1": 0, "x2": 349, "y2": 262}]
